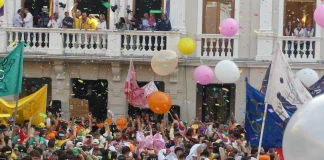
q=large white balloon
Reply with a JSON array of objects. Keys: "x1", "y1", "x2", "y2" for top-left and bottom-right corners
[
  {"x1": 296, "y1": 68, "x2": 319, "y2": 87},
  {"x1": 283, "y1": 95, "x2": 324, "y2": 160},
  {"x1": 214, "y1": 60, "x2": 240, "y2": 83},
  {"x1": 151, "y1": 50, "x2": 178, "y2": 76}
]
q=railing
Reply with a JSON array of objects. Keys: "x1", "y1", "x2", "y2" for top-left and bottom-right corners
[
  {"x1": 196, "y1": 34, "x2": 239, "y2": 59},
  {"x1": 1, "y1": 28, "x2": 181, "y2": 57},
  {"x1": 277, "y1": 36, "x2": 321, "y2": 62}
]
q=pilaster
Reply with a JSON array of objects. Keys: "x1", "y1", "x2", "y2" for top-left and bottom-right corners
[
  {"x1": 111, "y1": 62, "x2": 121, "y2": 82},
  {"x1": 169, "y1": 0, "x2": 186, "y2": 32}
]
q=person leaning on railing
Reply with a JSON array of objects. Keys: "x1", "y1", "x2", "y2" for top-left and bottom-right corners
[
  {"x1": 293, "y1": 23, "x2": 304, "y2": 55},
  {"x1": 304, "y1": 24, "x2": 315, "y2": 56},
  {"x1": 62, "y1": 11, "x2": 74, "y2": 48}
]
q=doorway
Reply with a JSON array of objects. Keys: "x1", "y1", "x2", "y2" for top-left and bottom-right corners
[
  {"x1": 196, "y1": 83, "x2": 236, "y2": 123},
  {"x1": 23, "y1": 0, "x2": 50, "y2": 27},
  {"x1": 74, "y1": 0, "x2": 110, "y2": 29},
  {"x1": 133, "y1": 0, "x2": 164, "y2": 20},
  {"x1": 72, "y1": 79, "x2": 108, "y2": 121}
]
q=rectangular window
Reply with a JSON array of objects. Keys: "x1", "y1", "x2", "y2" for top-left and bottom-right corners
[
  {"x1": 20, "y1": 77, "x2": 52, "y2": 106},
  {"x1": 196, "y1": 83, "x2": 236, "y2": 123},
  {"x1": 203, "y1": 0, "x2": 235, "y2": 34},
  {"x1": 284, "y1": 0, "x2": 316, "y2": 35}
]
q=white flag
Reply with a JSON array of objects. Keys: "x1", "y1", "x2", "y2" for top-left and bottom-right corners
[{"x1": 265, "y1": 43, "x2": 313, "y2": 121}]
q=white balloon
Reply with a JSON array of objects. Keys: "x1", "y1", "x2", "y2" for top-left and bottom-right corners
[
  {"x1": 296, "y1": 68, "x2": 319, "y2": 87},
  {"x1": 283, "y1": 94, "x2": 323, "y2": 160},
  {"x1": 214, "y1": 60, "x2": 240, "y2": 83}
]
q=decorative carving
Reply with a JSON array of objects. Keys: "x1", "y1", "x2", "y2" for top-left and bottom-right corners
[
  {"x1": 111, "y1": 62, "x2": 121, "y2": 82},
  {"x1": 170, "y1": 68, "x2": 178, "y2": 83},
  {"x1": 54, "y1": 61, "x2": 65, "y2": 80}
]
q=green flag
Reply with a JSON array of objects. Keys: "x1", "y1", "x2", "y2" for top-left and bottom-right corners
[{"x1": 0, "y1": 43, "x2": 24, "y2": 97}]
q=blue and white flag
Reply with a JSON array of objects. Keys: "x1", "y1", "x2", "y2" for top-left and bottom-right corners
[
  {"x1": 265, "y1": 43, "x2": 313, "y2": 121},
  {"x1": 308, "y1": 75, "x2": 324, "y2": 97}
]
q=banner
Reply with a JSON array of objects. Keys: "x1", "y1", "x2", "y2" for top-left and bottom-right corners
[
  {"x1": 0, "y1": 0, "x2": 4, "y2": 17},
  {"x1": 308, "y1": 75, "x2": 324, "y2": 97},
  {"x1": 69, "y1": 98, "x2": 89, "y2": 118},
  {"x1": 245, "y1": 81, "x2": 288, "y2": 148},
  {"x1": 0, "y1": 85, "x2": 47, "y2": 125},
  {"x1": 0, "y1": 42, "x2": 24, "y2": 97},
  {"x1": 265, "y1": 43, "x2": 312, "y2": 121}
]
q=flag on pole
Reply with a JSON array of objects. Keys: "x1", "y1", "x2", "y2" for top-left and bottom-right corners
[
  {"x1": 124, "y1": 60, "x2": 145, "y2": 108},
  {"x1": 0, "y1": 43, "x2": 24, "y2": 97},
  {"x1": 49, "y1": 0, "x2": 54, "y2": 20},
  {"x1": 264, "y1": 43, "x2": 312, "y2": 121},
  {"x1": 245, "y1": 80, "x2": 287, "y2": 148},
  {"x1": 0, "y1": 0, "x2": 4, "y2": 17},
  {"x1": 260, "y1": 64, "x2": 271, "y2": 95}
]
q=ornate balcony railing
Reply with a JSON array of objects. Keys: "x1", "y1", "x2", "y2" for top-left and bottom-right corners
[
  {"x1": 196, "y1": 34, "x2": 239, "y2": 59},
  {"x1": 0, "y1": 28, "x2": 181, "y2": 57},
  {"x1": 277, "y1": 36, "x2": 322, "y2": 62}
]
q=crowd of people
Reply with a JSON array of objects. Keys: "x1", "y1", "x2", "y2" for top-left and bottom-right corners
[
  {"x1": 12, "y1": 3, "x2": 172, "y2": 31},
  {"x1": 0, "y1": 111, "x2": 282, "y2": 160}
]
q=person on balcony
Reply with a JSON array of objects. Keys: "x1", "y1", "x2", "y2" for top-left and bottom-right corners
[
  {"x1": 20, "y1": 8, "x2": 34, "y2": 44},
  {"x1": 97, "y1": 14, "x2": 107, "y2": 49},
  {"x1": 116, "y1": 17, "x2": 127, "y2": 49},
  {"x1": 80, "y1": 12, "x2": 91, "y2": 48},
  {"x1": 304, "y1": 24, "x2": 314, "y2": 56},
  {"x1": 89, "y1": 14, "x2": 99, "y2": 30},
  {"x1": 126, "y1": 13, "x2": 139, "y2": 50},
  {"x1": 284, "y1": 21, "x2": 293, "y2": 53},
  {"x1": 13, "y1": 9, "x2": 23, "y2": 28},
  {"x1": 47, "y1": 13, "x2": 62, "y2": 28},
  {"x1": 72, "y1": 3, "x2": 82, "y2": 29},
  {"x1": 293, "y1": 24, "x2": 304, "y2": 55},
  {"x1": 62, "y1": 12, "x2": 73, "y2": 48},
  {"x1": 142, "y1": 13, "x2": 156, "y2": 50},
  {"x1": 155, "y1": 13, "x2": 172, "y2": 50}
]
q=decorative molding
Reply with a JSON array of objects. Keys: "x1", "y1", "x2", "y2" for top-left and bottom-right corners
[
  {"x1": 170, "y1": 68, "x2": 179, "y2": 83},
  {"x1": 54, "y1": 61, "x2": 65, "y2": 80},
  {"x1": 111, "y1": 62, "x2": 121, "y2": 82}
]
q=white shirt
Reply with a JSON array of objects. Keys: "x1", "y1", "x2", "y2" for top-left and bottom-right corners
[
  {"x1": 294, "y1": 28, "x2": 304, "y2": 37},
  {"x1": 13, "y1": 14, "x2": 23, "y2": 27},
  {"x1": 97, "y1": 21, "x2": 107, "y2": 30},
  {"x1": 47, "y1": 18, "x2": 62, "y2": 28},
  {"x1": 23, "y1": 12, "x2": 33, "y2": 28}
]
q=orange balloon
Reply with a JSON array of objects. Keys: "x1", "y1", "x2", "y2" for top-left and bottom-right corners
[
  {"x1": 148, "y1": 91, "x2": 172, "y2": 114},
  {"x1": 115, "y1": 117, "x2": 127, "y2": 131},
  {"x1": 128, "y1": 142, "x2": 134, "y2": 152},
  {"x1": 47, "y1": 133, "x2": 56, "y2": 139}
]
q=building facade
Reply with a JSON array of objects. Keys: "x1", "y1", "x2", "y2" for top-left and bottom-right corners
[{"x1": 0, "y1": 0, "x2": 323, "y2": 123}]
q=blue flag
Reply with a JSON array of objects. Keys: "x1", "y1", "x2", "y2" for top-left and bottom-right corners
[
  {"x1": 245, "y1": 81, "x2": 291, "y2": 148},
  {"x1": 308, "y1": 75, "x2": 324, "y2": 97}
]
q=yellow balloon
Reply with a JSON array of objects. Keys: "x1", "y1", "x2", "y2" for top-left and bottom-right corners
[
  {"x1": 178, "y1": 38, "x2": 196, "y2": 55},
  {"x1": 151, "y1": 50, "x2": 178, "y2": 76},
  {"x1": 0, "y1": 0, "x2": 4, "y2": 8}
]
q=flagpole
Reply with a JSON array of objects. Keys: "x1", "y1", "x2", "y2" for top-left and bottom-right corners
[
  {"x1": 257, "y1": 102, "x2": 268, "y2": 159},
  {"x1": 11, "y1": 93, "x2": 19, "y2": 138}
]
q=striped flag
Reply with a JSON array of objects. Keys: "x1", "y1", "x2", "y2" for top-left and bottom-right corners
[{"x1": 49, "y1": 0, "x2": 54, "y2": 20}]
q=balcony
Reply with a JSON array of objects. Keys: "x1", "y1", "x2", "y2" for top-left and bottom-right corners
[
  {"x1": 1, "y1": 28, "x2": 181, "y2": 58},
  {"x1": 196, "y1": 34, "x2": 239, "y2": 59},
  {"x1": 277, "y1": 36, "x2": 322, "y2": 62}
]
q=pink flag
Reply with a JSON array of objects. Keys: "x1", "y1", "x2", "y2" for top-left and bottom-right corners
[{"x1": 124, "y1": 60, "x2": 146, "y2": 108}]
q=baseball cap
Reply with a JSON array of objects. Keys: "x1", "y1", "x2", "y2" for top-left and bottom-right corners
[
  {"x1": 108, "y1": 146, "x2": 116, "y2": 152},
  {"x1": 17, "y1": 146, "x2": 27, "y2": 153},
  {"x1": 92, "y1": 139, "x2": 99, "y2": 145},
  {"x1": 38, "y1": 123, "x2": 45, "y2": 128},
  {"x1": 66, "y1": 141, "x2": 74, "y2": 148}
]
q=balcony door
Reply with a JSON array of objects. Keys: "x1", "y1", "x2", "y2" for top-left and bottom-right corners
[
  {"x1": 133, "y1": 0, "x2": 164, "y2": 20},
  {"x1": 202, "y1": 0, "x2": 235, "y2": 34},
  {"x1": 74, "y1": 0, "x2": 110, "y2": 29}
]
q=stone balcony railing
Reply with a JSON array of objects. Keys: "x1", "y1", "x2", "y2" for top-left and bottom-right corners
[
  {"x1": 277, "y1": 36, "x2": 322, "y2": 62},
  {"x1": 0, "y1": 27, "x2": 181, "y2": 58},
  {"x1": 196, "y1": 34, "x2": 239, "y2": 59}
]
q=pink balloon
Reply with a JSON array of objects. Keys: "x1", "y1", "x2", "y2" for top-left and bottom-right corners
[
  {"x1": 194, "y1": 65, "x2": 215, "y2": 85},
  {"x1": 314, "y1": 5, "x2": 324, "y2": 27},
  {"x1": 220, "y1": 18, "x2": 239, "y2": 37}
]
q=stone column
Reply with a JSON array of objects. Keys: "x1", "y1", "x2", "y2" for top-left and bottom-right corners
[
  {"x1": 169, "y1": 0, "x2": 186, "y2": 32},
  {"x1": 256, "y1": 0, "x2": 274, "y2": 61}
]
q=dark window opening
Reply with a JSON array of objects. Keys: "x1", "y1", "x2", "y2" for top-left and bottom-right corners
[
  {"x1": 197, "y1": 83, "x2": 236, "y2": 123},
  {"x1": 72, "y1": 79, "x2": 108, "y2": 121}
]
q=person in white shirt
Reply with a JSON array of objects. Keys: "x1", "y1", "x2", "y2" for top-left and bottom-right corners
[
  {"x1": 21, "y1": 8, "x2": 33, "y2": 28},
  {"x1": 97, "y1": 14, "x2": 106, "y2": 30},
  {"x1": 304, "y1": 24, "x2": 315, "y2": 55},
  {"x1": 47, "y1": 13, "x2": 62, "y2": 28},
  {"x1": 293, "y1": 23, "x2": 304, "y2": 54}
]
